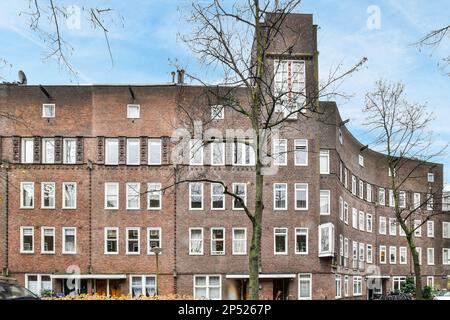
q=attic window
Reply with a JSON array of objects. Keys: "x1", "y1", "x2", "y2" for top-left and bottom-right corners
[
  {"x1": 127, "y1": 104, "x2": 140, "y2": 119},
  {"x1": 42, "y1": 104, "x2": 55, "y2": 118},
  {"x1": 211, "y1": 105, "x2": 224, "y2": 120},
  {"x1": 358, "y1": 155, "x2": 364, "y2": 167}
]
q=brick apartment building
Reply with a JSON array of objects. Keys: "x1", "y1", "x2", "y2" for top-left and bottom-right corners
[{"x1": 0, "y1": 13, "x2": 449, "y2": 300}]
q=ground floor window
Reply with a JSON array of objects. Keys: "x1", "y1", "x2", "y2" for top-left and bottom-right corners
[
  {"x1": 25, "y1": 274, "x2": 52, "y2": 296},
  {"x1": 194, "y1": 275, "x2": 221, "y2": 300},
  {"x1": 335, "y1": 275, "x2": 341, "y2": 298},
  {"x1": 353, "y1": 276, "x2": 362, "y2": 296},
  {"x1": 298, "y1": 273, "x2": 312, "y2": 300},
  {"x1": 344, "y1": 276, "x2": 349, "y2": 297},
  {"x1": 392, "y1": 276, "x2": 406, "y2": 292},
  {"x1": 427, "y1": 276, "x2": 434, "y2": 289},
  {"x1": 130, "y1": 275, "x2": 156, "y2": 297}
]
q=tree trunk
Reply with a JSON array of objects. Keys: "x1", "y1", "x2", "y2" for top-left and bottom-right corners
[{"x1": 406, "y1": 235, "x2": 423, "y2": 299}]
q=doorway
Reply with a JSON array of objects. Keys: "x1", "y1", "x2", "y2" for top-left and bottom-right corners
[{"x1": 273, "y1": 279, "x2": 288, "y2": 300}]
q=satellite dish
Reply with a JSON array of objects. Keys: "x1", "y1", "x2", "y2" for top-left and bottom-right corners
[{"x1": 18, "y1": 70, "x2": 27, "y2": 85}]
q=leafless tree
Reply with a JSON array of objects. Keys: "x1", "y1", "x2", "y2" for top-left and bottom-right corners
[
  {"x1": 416, "y1": 25, "x2": 450, "y2": 76},
  {"x1": 170, "y1": 0, "x2": 366, "y2": 300},
  {"x1": 364, "y1": 79, "x2": 448, "y2": 299}
]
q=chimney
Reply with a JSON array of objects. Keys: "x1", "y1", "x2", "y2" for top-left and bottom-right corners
[
  {"x1": 177, "y1": 69, "x2": 185, "y2": 84},
  {"x1": 171, "y1": 71, "x2": 176, "y2": 83}
]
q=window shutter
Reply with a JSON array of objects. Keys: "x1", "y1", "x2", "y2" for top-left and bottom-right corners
[
  {"x1": 97, "y1": 137, "x2": 105, "y2": 164},
  {"x1": 33, "y1": 136, "x2": 41, "y2": 164},
  {"x1": 118, "y1": 137, "x2": 126, "y2": 165},
  {"x1": 140, "y1": 137, "x2": 147, "y2": 164},
  {"x1": 54, "y1": 136, "x2": 63, "y2": 164},
  {"x1": 12, "y1": 136, "x2": 20, "y2": 163},
  {"x1": 76, "y1": 137, "x2": 84, "y2": 164},
  {"x1": 162, "y1": 136, "x2": 170, "y2": 165}
]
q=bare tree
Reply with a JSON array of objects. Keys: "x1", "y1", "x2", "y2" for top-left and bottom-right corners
[
  {"x1": 170, "y1": 0, "x2": 366, "y2": 300},
  {"x1": 416, "y1": 25, "x2": 450, "y2": 75},
  {"x1": 363, "y1": 79, "x2": 447, "y2": 299}
]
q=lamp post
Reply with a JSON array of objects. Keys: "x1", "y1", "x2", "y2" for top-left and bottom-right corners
[{"x1": 151, "y1": 247, "x2": 162, "y2": 296}]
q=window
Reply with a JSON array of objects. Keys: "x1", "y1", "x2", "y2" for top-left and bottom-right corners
[
  {"x1": 189, "y1": 139, "x2": 203, "y2": 165},
  {"x1": 366, "y1": 244, "x2": 373, "y2": 264},
  {"x1": 335, "y1": 275, "x2": 342, "y2": 299},
  {"x1": 232, "y1": 228, "x2": 247, "y2": 255},
  {"x1": 339, "y1": 235, "x2": 344, "y2": 259},
  {"x1": 414, "y1": 220, "x2": 422, "y2": 237},
  {"x1": 359, "y1": 243, "x2": 365, "y2": 269},
  {"x1": 189, "y1": 183, "x2": 203, "y2": 210},
  {"x1": 148, "y1": 139, "x2": 162, "y2": 165},
  {"x1": 339, "y1": 162, "x2": 343, "y2": 182},
  {"x1": 62, "y1": 227, "x2": 76, "y2": 254},
  {"x1": 379, "y1": 188, "x2": 385, "y2": 206},
  {"x1": 358, "y1": 154, "x2": 364, "y2": 167},
  {"x1": 211, "y1": 183, "x2": 225, "y2": 210},
  {"x1": 358, "y1": 211, "x2": 365, "y2": 231},
  {"x1": 295, "y1": 228, "x2": 308, "y2": 255},
  {"x1": 344, "y1": 169, "x2": 348, "y2": 189},
  {"x1": 233, "y1": 140, "x2": 255, "y2": 166},
  {"x1": 428, "y1": 172, "x2": 435, "y2": 183},
  {"x1": 352, "y1": 208, "x2": 358, "y2": 229},
  {"x1": 389, "y1": 246, "x2": 397, "y2": 264},
  {"x1": 379, "y1": 216, "x2": 386, "y2": 235},
  {"x1": 21, "y1": 138, "x2": 34, "y2": 163},
  {"x1": 319, "y1": 150, "x2": 330, "y2": 174},
  {"x1": 274, "y1": 183, "x2": 287, "y2": 210},
  {"x1": 389, "y1": 190, "x2": 394, "y2": 207},
  {"x1": 427, "y1": 276, "x2": 434, "y2": 289},
  {"x1": 126, "y1": 138, "x2": 140, "y2": 165},
  {"x1": 194, "y1": 275, "x2": 221, "y2": 300},
  {"x1": 62, "y1": 182, "x2": 77, "y2": 209},
  {"x1": 147, "y1": 228, "x2": 161, "y2": 254},
  {"x1": 63, "y1": 138, "x2": 77, "y2": 164},
  {"x1": 104, "y1": 227, "x2": 119, "y2": 254},
  {"x1": 392, "y1": 276, "x2": 406, "y2": 292},
  {"x1": 147, "y1": 183, "x2": 162, "y2": 210},
  {"x1": 344, "y1": 276, "x2": 349, "y2": 297},
  {"x1": 339, "y1": 129, "x2": 343, "y2": 145},
  {"x1": 427, "y1": 193, "x2": 434, "y2": 211},
  {"x1": 353, "y1": 276, "x2": 362, "y2": 296},
  {"x1": 42, "y1": 138, "x2": 55, "y2": 164},
  {"x1": 26, "y1": 274, "x2": 52, "y2": 297},
  {"x1": 339, "y1": 197, "x2": 344, "y2": 221},
  {"x1": 351, "y1": 176, "x2": 357, "y2": 195},
  {"x1": 130, "y1": 276, "x2": 157, "y2": 297},
  {"x1": 319, "y1": 190, "x2": 330, "y2": 215},
  {"x1": 389, "y1": 167, "x2": 396, "y2": 177},
  {"x1": 211, "y1": 105, "x2": 224, "y2": 120},
  {"x1": 417, "y1": 247, "x2": 422, "y2": 265},
  {"x1": 126, "y1": 228, "x2": 140, "y2": 255},
  {"x1": 105, "y1": 183, "x2": 119, "y2": 209},
  {"x1": 211, "y1": 228, "x2": 225, "y2": 255},
  {"x1": 105, "y1": 138, "x2": 119, "y2": 165},
  {"x1": 389, "y1": 218, "x2": 397, "y2": 236},
  {"x1": 413, "y1": 193, "x2": 421, "y2": 210},
  {"x1": 366, "y1": 184, "x2": 372, "y2": 202},
  {"x1": 20, "y1": 227, "x2": 34, "y2": 253},
  {"x1": 399, "y1": 247, "x2": 407, "y2": 264},
  {"x1": 189, "y1": 228, "x2": 204, "y2": 255},
  {"x1": 443, "y1": 222, "x2": 450, "y2": 239},
  {"x1": 366, "y1": 214, "x2": 373, "y2": 233},
  {"x1": 41, "y1": 182, "x2": 55, "y2": 209},
  {"x1": 274, "y1": 228, "x2": 288, "y2": 255},
  {"x1": 42, "y1": 103, "x2": 55, "y2": 118},
  {"x1": 211, "y1": 142, "x2": 225, "y2": 166},
  {"x1": 20, "y1": 182, "x2": 34, "y2": 209},
  {"x1": 273, "y1": 139, "x2": 287, "y2": 166},
  {"x1": 359, "y1": 181, "x2": 364, "y2": 199},
  {"x1": 319, "y1": 223, "x2": 334, "y2": 257},
  {"x1": 127, "y1": 104, "x2": 140, "y2": 119},
  {"x1": 41, "y1": 227, "x2": 55, "y2": 254},
  {"x1": 443, "y1": 248, "x2": 450, "y2": 265},
  {"x1": 344, "y1": 202, "x2": 349, "y2": 224},
  {"x1": 399, "y1": 191, "x2": 406, "y2": 208},
  {"x1": 298, "y1": 274, "x2": 312, "y2": 300},
  {"x1": 427, "y1": 221, "x2": 434, "y2": 238},
  {"x1": 344, "y1": 238, "x2": 349, "y2": 263},
  {"x1": 294, "y1": 183, "x2": 308, "y2": 210},
  {"x1": 126, "y1": 183, "x2": 140, "y2": 210},
  {"x1": 399, "y1": 224, "x2": 406, "y2": 236},
  {"x1": 274, "y1": 60, "x2": 306, "y2": 119},
  {"x1": 294, "y1": 139, "x2": 308, "y2": 166},
  {"x1": 427, "y1": 248, "x2": 435, "y2": 265},
  {"x1": 379, "y1": 245, "x2": 387, "y2": 264},
  {"x1": 232, "y1": 183, "x2": 247, "y2": 210}
]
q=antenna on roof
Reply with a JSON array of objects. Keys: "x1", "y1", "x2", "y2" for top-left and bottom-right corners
[
  {"x1": 340, "y1": 119, "x2": 350, "y2": 127},
  {"x1": 18, "y1": 70, "x2": 27, "y2": 85}
]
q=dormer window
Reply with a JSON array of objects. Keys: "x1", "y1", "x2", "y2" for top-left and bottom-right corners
[
  {"x1": 127, "y1": 104, "x2": 140, "y2": 119},
  {"x1": 211, "y1": 105, "x2": 224, "y2": 120},
  {"x1": 42, "y1": 104, "x2": 55, "y2": 118}
]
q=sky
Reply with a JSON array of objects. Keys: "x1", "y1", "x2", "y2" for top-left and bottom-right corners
[{"x1": 0, "y1": 0, "x2": 449, "y2": 182}]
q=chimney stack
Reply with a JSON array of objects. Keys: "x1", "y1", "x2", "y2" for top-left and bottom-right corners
[
  {"x1": 171, "y1": 71, "x2": 176, "y2": 83},
  {"x1": 177, "y1": 69, "x2": 185, "y2": 84}
]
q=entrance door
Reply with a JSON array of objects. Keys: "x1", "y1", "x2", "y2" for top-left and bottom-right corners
[
  {"x1": 96, "y1": 280, "x2": 107, "y2": 296},
  {"x1": 273, "y1": 279, "x2": 288, "y2": 300}
]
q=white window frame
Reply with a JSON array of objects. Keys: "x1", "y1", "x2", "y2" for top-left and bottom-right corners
[
  {"x1": 298, "y1": 273, "x2": 312, "y2": 300},
  {"x1": 232, "y1": 140, "x2": 255, "y2": 166},
  {"x1": 147, "y1": 227, "x2": 162, "y2": 254},
  {"x1": 339, "y1": 197, "x2": 344, "y2": 221},
  {"x1": 126, "y1": 182, "x2": 141, "y2": 210},
  {"x1": 273, "y1": 139, "x2": 287, "y2": 166},
  {"x1": 211, "y1": 105, "x2": 224, "y2": 120},
  {"x1": 428, "y1": 172, "x2": 435, "y2": 183},
  {"x1": 443, "y1": 222, "x2": 450, "y2": 239},
  {"x1": 413, "y1": 193, "x2": 421, "y2": 210},
  {"x1": 189, "y1": 183, "x2": 204, "y2": 211},
  {"x1": 126, "y1": 227, "x2": 140, "y2": 255},
  {"x1": 63, "y1": 138, "x2": 77, "y2": 164},
  {"x1": 379, "y1": 245, "x2": 387, "y2": 264},
  {"x1": 20, "y1": 182, "x2": 35, "y2": 209},
  {"x1": 359, "y1": 180, "x2": 364, "y2": 199},
  {"x1": 352, "y1": 276, "x2": 362, "y2": 296},
  {"x1": 126, "y1": 138, "x2": 140, "y2": 165},
  {"x1": 232, "y1": 183, "x2": 247, "y2": 210},
  {"x1": 319, "y1": 190, "x2": 330, "y2": 215},
  {"x1": 62, "y1": 182, "x2": 77, "y2": 209},
  {"x1": 127, "y1": 104, "x2": 140, "y2": 119},
  {"x1": 147, "y1": 183, "x2": 162, "y2": 210},
  {"x1": 210, "y1": 142, "x2": 225, "y2": 166},
  {"x1": 427, "y1": 221, "x2": 434, "y2": 238},
  {"x1": 148, "y1": 139, "x2": 162, "y2": 165},
  {"x1": 273, "y1": 183, "x2": 288, "y2": 210},
  {"x1": 193, "y1": 275, "x2": 222, "y2": 300},
  {"x1": 189, "y1": 139, "x2": 204, "y2": 166},
  {"x1": 42, "y1": 138, "x2": 55, "y2": 164},
  {"x1": 104, "y1": 182, "x2": 119, "y2": 210},
  {"x1": 40, "y1": 227, "x2": 55, "y2": 255},
  {"x1": 211, "y1": 183, "x2": 225, "y2": 210},
  {"x1": 366, "y1": 214, "x2": 373, "y2": 233},
  {"x1": 352, "y1": 208, "x2": 358, "y2": 229},
  {"x1": 358, "y1": 154, "x2": 364, "y2": 167},
  {"x1": 211, "y1": 228, "x2": 225, "y2": 256},
  {"x1": 129, "y1": 275, "x2": 157, "y2": 297},
  {"x1": 414, "y1": 220, "x2": 422, "y2": 237},
  {"x1": 427, "y1": 276, "x2": 434, "y2": 289},
  {"x1": 104, "y1": 227, "x2": 119, "y2": 255},
  {"x1": 318, "y1": 223, "x2": 335, "y2": 257},
  {"x1": 274, "y1": 227, "x2": 288, "y2": 255},
  {"x1": 105, "y1": 138, "x2": 119, "y2": 165},
  {"x1": 25, "y1": 274, "x2": 52, "y2": 297},
  {"x1": 295, "y1": 228, "x2": 308, "y2": 255},
  {"x1": 42, "y1": 103, "x2": 56, "y2": 118},
  {"x1": 21, "y1": 138, "x2": 34, "y2": 164},
  {"x1": 443, "y1": 248, "x2": 450, "y2": 265},
  {"x1": 232, "y1": 228, "x2": 247, "y2": 255},
  {"x1": 389, "y1": 218, "x2": 397, "y2": 236},
  {"x1": 366, "y1": 184, "x2": 372, "y2": 202},
  {"x1": 379, "y1": 188, "x2": 385, "y2": 206},
  {"x1": 294, "y1": 183, "x2": 308, "y2": 211},
  {"x1": 344, "y1": 202, "x2": 349, "y2": 225},
  {"x1": 319, "y1": 150, "x2": 330, "y2": 174},
  {"x1": 427, "y1": 248, "x2": 435, "y2": 265},
  {"x1": 189, "y1": 228, "x2": 204, "y2": 256},
  {"x1": 41, "y1": 182, "x2": 55, "y2": 209},
  {"x1": 294, "y1": 139, "x2": 308, "y2": 166},
  {"x1": 389, "y1": 246, "x2": 397, "y2": 264},
  {"x1": 366, "y1": 244, "x2": 373, "y2": 264},
  {"x1": 351, "y1": 175, "x2": 357, "y2": 195},
  {"x1": 335, "y1": 275, "x2": 342, "y2": 299},
  {"x1": 20, "y1": 226, "x2": 34, "y2": 254},
  {"x1": 399, "y1": 247, "x2": 407, "y2": 265},
  {"x1": 379, "y1": 216, "x2": 386, "y2": 235},
  {"x1": 62, "y1": 227, "x2": 77, "y2": 255},
  {"x1": 359, "y1": 211, "x2": 365, "y2": 231},
  {"x1": 344, "y1": 276, "x2": 349, "y2": 297}
]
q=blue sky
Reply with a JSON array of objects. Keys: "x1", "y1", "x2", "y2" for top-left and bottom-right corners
[{"x1": 0, "y1": 0, "x2": 449, "y2": 182}]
